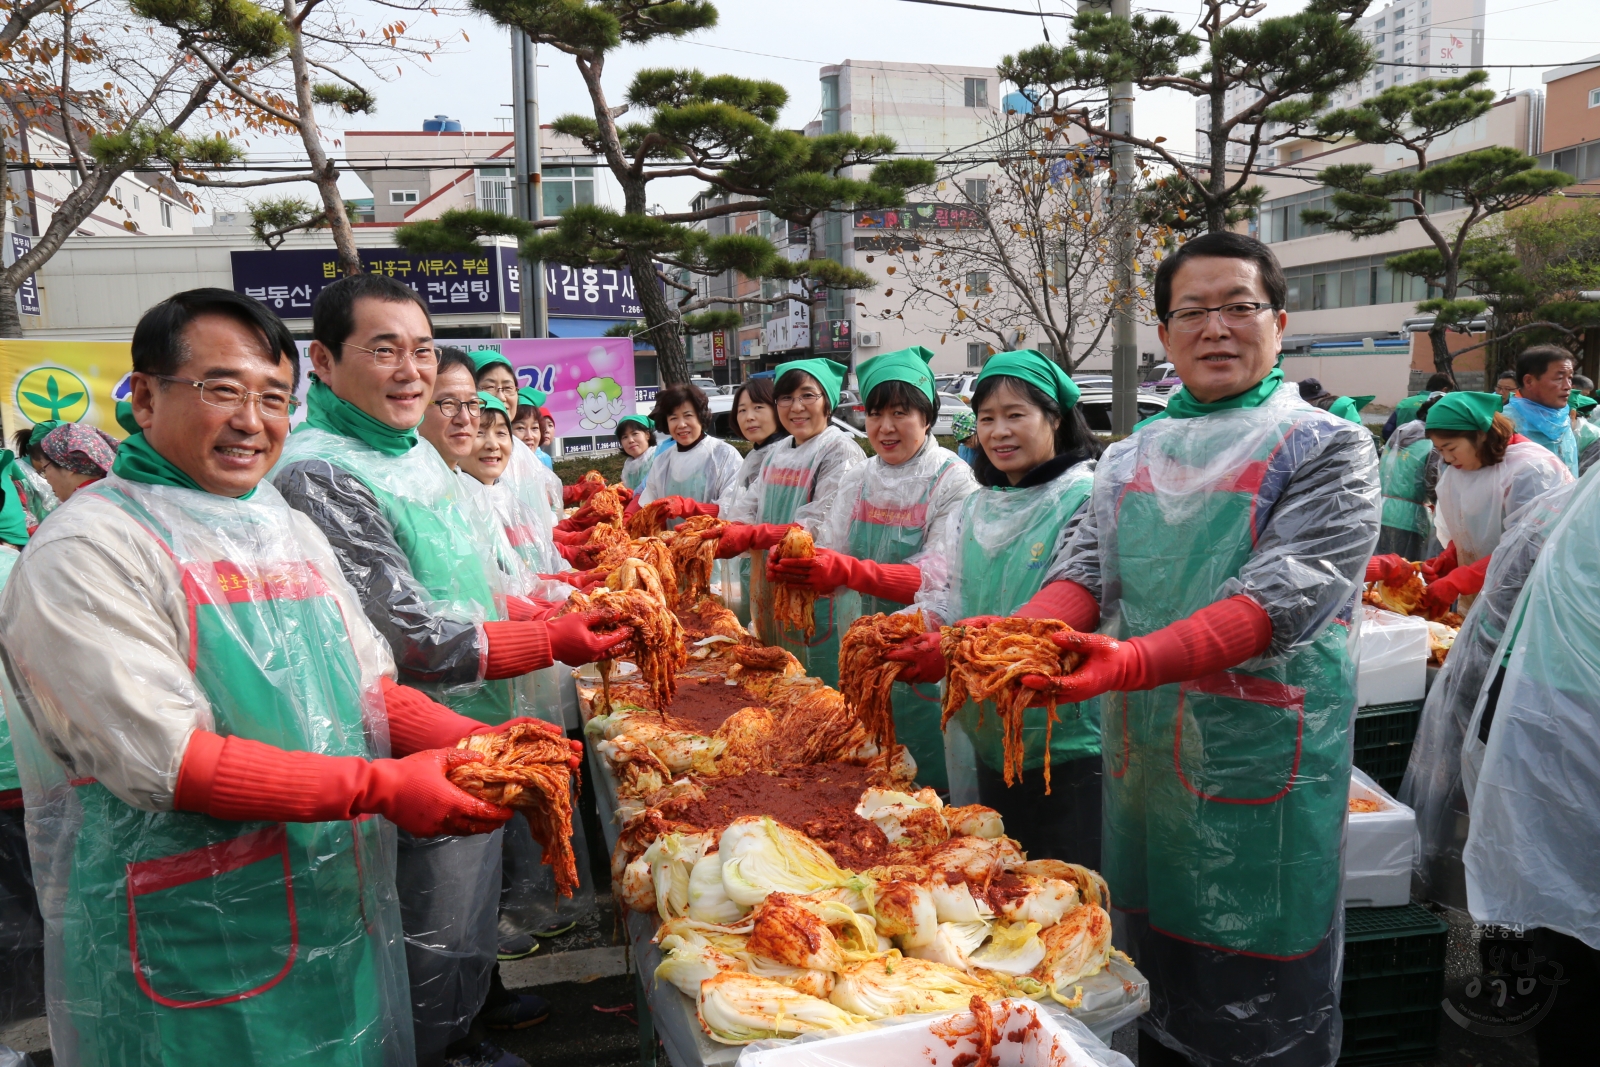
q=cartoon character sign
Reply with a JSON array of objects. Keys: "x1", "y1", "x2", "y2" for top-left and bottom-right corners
[{"x1": 576, "y1": 374, "x2": 625, "y2": 431}]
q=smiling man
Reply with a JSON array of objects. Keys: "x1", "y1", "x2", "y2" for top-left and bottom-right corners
[
  {"x1": 0, "y1": 289, "x2": 548, "y2": 1066},
  {"x1": 272, "y1": 274, "x2": 625, "y2": 1067},
  {"x1": 1018, "y1": 232, "x2": 1380, "y2": 1067}
]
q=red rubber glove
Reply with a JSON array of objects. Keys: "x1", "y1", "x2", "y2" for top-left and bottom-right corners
[
  {"x1": 623, "y1": 494, "x2": 642, "y2": 519},
  {"x1": 379, "y1": 679, "x2": 580, "y2": 763},
  {"x1": 1422, "y1": 553, "x2": 1490, "y2": 615},
  {"x1": 767, "y1": 548, "x2": 922, "y2": 602},
  {"x1": 505, "y1": 595, "x2": 539, "y2": 622},
  {"x1": 545, "y1": 610, "x2": 633, "y2": 666},
  {"x1": 656, "y1": 496, "x2": 719, "y2": 520},
  {"x1": 1015, "y1": 580, "x2": 1102, "y2": 634},
  {"x1": 483, "y1": 621, "x2": 553, "y2": 679},
  {"x1": 555, "y1": 542, "x2": 586, "y2": 567},
  {"x1": 551, "y1": 528, "x2": 591, "y2": 546},
  {"x1": 708, "y1": 523, "x2": 799, "y2": 559},
  {"x1": 175, "y1": 729, "x2": 512, "y2": 837},
  {"x1": 1420, "y1": 543, "x2": 1458, "y2": 582},
  {"x1": 539, "y1": 570, "x2": 604, "y2": 591},
  {"x1": 1021, "y1": 595, "x2": 1273, "y2": 705},
  {"x1": 1366, "y1": 554, "x2": 1414, "y2": 584},
  {"x1": 563, "y1": 484, "x2": 587, "y2": 506},
  {"x1": 883, "y1": 630, "x2": 946, "y2": 684}
]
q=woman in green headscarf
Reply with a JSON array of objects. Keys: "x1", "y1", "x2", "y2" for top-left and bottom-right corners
[
  {"x1": 765, "y1": 347, "x2": 977, "y2": 789},
  {"x1": 1570, "y1": 391, "x2": 1600, "y2": 475},
  {"x1": 884, "y1": 350, "x2": 1104, "y2": 860},
  {"x1": 715, "y1": 357, "x2": 866, "y2": 685}
]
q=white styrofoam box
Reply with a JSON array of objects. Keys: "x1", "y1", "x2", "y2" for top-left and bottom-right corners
[
  {"x1": 737, "y1": 1000, "x2": 1111, "y2": 1067},
  {"x1": 1357, "y1": 607, "x2": 1430, "y2": 707},
  {"x1": 1344, "y1": 766, "x2": 1419, "y2": 908}
]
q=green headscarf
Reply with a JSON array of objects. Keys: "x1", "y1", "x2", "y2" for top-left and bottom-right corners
[
  {"x1": 1327, "y1": 394, "x2": 1375, "y2": 425},
  {"x1": 0, "y1": 451, "x2": 28, "y2": 546},
  {"x1": 472, "y1": 350, "x2": 514, "y2": 377},
  {"x1": 975, "y1": 350, "x2": 1082, "y2": 412},
  {"x1": 111, "y1": 431, "x2": 213, "y2": 495},
  {"x1": 1570, "y1": 393, "x2": 1597, "y2": 414},
  {"x1": 115, "y1": 400, "x2": 140, "y2": 436},
  {"x1": 300, "y1": 374, "x2": 418, "y2": 456},
  {"x1": 477, "y1": 390, "x2": 510, "y2": 426},
  {"x1": 518, "y1": 387, "x2": 546, "y2": 411},
  {"x1": 856, "y1": 346, "x2": 937, "y2": 405},
  {"x1": 27, "y1": 420, "x2": 59, "y2": 449},
  {"x1": 773, "y1": 358, "x2": 850, "y2": 408},
  {"x1": 617, "y1": 414, "x2": 653, "y2": 435},
  {"x1": 1426, "y1": 391, "x2": 1503, "y2": 433},
  {"x1": 1151, "y1": 368, "x2": 1285, "y2": 425}
]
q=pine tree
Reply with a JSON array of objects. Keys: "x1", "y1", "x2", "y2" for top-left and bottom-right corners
[{"x1": 395, "y1": 0, "x2": 934, "y2": 384}]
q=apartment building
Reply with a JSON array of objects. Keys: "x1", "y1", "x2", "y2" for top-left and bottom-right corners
[{"x1": 1537, "y1": 53, "x2": 1600, "y2": 187}]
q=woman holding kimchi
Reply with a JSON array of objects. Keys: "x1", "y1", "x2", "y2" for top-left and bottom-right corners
[
  {"x1": 885, "y1": 350, "x2": 1102, "y2": 860},
  {"x1": 712, "y1": 357, "x2": 866, "y2": 684},
  {"x1": 765, "y1": 346, "x2": 976, "y2": 789}
]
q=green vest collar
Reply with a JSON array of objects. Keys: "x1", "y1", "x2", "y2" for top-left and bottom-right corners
[
  {"x1": 111, "y1": 431, "x2": 258, "y2": 499},
  {"x1": 1145, "y1": 369, "x2": 1284, "y2": 427},
  {"x1": 301, "y1": 374, "x2": 419, "y2": 457}
]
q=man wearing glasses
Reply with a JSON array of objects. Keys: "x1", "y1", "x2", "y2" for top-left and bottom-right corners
[
  {"x1": 1019, "y1": 232, "x2": 1380, "y2": 1067},
  {"x1": 272, "y1": 274, "x2": 624, "y2": 1067},
  {"x1": 0, "y1": 288, "x2": 543, "y2": 1064}
]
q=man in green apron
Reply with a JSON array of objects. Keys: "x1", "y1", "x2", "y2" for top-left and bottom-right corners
[
  {"x1": 1023, "y1": 233, "x2": 1380, "y2": 1067},
  {"x1": 272, "y1": 275, "x2": 625, "y2": 1065},
  {"x1": 0, "y1": 289, "x2": 563, "y2": 1066},
  {"x1": 769, "y1": 346, "x2": 977, "y2": 790}
]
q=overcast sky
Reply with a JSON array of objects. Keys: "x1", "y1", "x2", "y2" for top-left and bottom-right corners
[{"x1": 212, "y1": 0, "x2": 1595, "y2": 217}]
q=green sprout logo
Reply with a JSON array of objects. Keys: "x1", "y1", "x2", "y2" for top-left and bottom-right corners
[{"x1": 16, "y1": 367, "x2": 90, "y2": 423}]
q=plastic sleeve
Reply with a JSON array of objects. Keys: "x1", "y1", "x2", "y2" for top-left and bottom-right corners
[
  {"x1": 1053, "y1": 485, "x2": 1106, "y2": 603},
  {"x1": 274, "y1": 459, "x2": 485, "y2": 688},
  {"x1": 790, "y1": 432, "x2": 867, "y2": 534},
  {"x1": 482, "y1": 621, "x2": 553, "y2": 679}
]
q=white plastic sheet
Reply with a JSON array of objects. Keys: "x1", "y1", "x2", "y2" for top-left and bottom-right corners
[
  {"x1": 1356, "y1": 607, "x2": 1429, "y2": 707},
  {"x1": 1344, "y1": 767, "x2": 1418, "y2": 908}
]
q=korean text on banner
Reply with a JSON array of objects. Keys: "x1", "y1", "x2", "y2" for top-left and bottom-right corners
[{"x1": 0, "y1": 339, "x2": 134, "y2": 440}]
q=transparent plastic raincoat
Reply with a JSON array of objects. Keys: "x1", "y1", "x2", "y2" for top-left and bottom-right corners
[
  {"x1": 815, "y1": 436, "x2": 977, "y2": 790},
  {"x1": 620, "y1": 448, "x2": 659, "y2": 493},
  {"x1": 721, "y1": 426, "x2": 866, "y2": 686},
  {"x1": 1574, "y1": 416, "x2": 1600, "y2": 476},
  {"x1": 0, "y1": 475, "x2": 412, "y2": 1067},
  {"x1": 637, "y1": 434, "x2": 743, "y2": 514},
  {"x1": 0, "y1": 544, "x2": 43, "y2": 1026},
  {"x1": 272, "y1": 426, "x2": 509, "y2": 1061},
  {"x1": 914, "y1": 457, "x2": 1098, "y2": 800},
  {"x1": 1434, "y1": 440, "x2": 1571, "y2": 574},
  {"x1": 1398, "y1": 481, "x2": 1575, "y2": 911},
  {"x1": 1462, "y1": 466, "x2": 1600, "y2": 949},
  {"x1": 1055, "y1": 381, "x2": 1380, "y2": 1067},
  {"x1": 2, "y1": 453, "x2": 54, "y2": 533},
  {"x1": 1376, "y1": 419, "x2": 1439, "y2": 560},
  {"x1": 715, "y1": 435, "x2": 788, "y2": 626}
]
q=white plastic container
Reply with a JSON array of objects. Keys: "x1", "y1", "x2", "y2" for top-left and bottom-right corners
[
  {"x1": 1357, "y1": 607, "x2": 1430, "y2": 707},
  {"x1": 737, "y1": 999, "x2": 1120, "y2": 1067},
  {"x1": 1344, "y1": 766, "x2": 1419, "y2": 908}
]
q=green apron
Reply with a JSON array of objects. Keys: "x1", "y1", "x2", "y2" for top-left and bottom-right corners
[
  {"x1": 832, "y1": 459, "x2": 958, "y2": 790},
  {"x1": 278, "y1": 427, "x2": 513, "y2": 725},
  {"x1": 749, "y1": 454, "x2": 844, "y2": 688},
  {"x1": 58, "y1": 483, "x2": 409, "y2": 1065},
  {"x1": 1379, "y1": 430, "x2": 1434, "y2": 539},
  {"x1": 0, "y1": 545, "x2": 19, "y2": 795},
  {"x1": 1101, "y1": 419, "x2": 1355, "y2": 958},
  {"x1": 949, "y1": 464, "x2": 1100, "y2": 777},
  {"x1": 1392, "y1": 391, "x2": 1429, "y2": 428}
]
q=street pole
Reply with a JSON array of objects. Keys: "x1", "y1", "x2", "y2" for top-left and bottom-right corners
[
  {"x1": 511, "y1": 33, "x2": 548, "y2": 340},
  {"x1": 1108, "y1": 0, "x2": 1138, "y2": 436}
]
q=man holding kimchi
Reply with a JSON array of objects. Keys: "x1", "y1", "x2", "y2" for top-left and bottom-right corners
[
  {"x1": 0, "y1": 289, "x2": 584, "y2": 1066},
  {"x1": 1022, "y1": 233, "x2": 1378, "y2": 1066}
]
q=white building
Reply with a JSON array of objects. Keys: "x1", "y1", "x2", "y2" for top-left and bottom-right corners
[
  {"x1": 6, "y1": 125, "x2": 194, "y2": 240},
  {"x1": 1198, "y1": 0, "x2": 1488, "y2": 166}
]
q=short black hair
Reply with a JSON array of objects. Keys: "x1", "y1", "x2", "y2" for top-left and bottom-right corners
[
  {"x1": 479, "y1": 404, "x2": 512, "y2": 434},
  {"x1": 311, "y1": 273, "x2": 433, "y2": 358},
  {"x1": 1517, "y1": 344, "x2": 1575, "y2": 388},
  {"x1": 968, "y1": 374, "x2": 1101, "y2": 487},
  {"x1": 864, "y1": 379, "x2": 937, "y2": 427},
  {"x1": 651, "y1": 382, "x2": 712, "y2": 434},
  {"x1": 618, "y1": 420, "x2": 655, "y2": 446},
  {"x1": 1424, "y1": 372, "x2": 1454, "y2": 392},
  {"x1": 775, "y1": 369, "x2": 834, "y2": 418},
  {"x1": 728, "y1": 377, "x2": 777, "y2": 441},
  {"x1": 1574, "y1": 374, "x2": 1595, "y2": 392},
  {"x1": 1497, "y1": 369, "x2": 1519, "y2": 382},
  {"x1": 10, "y1": 429, "x2": 37, "y2": 462},
  {"x1": 1153, "y1": 231, "x2": 1286, "y2": 321},
  {"x1": 132, "y1": 288, "x2": 299, "y2": 390},
  {"x1": 434, "y1": 345, "x2": 476, "y2": 382}
]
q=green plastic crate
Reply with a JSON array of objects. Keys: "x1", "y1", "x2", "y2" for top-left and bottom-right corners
[
  {"x1": 1339, "y1": 904, "x2": 1449, "y2": 1067},
  {"x1": 1353, "y1": 701, "x2": 1423, "y2": 794}
]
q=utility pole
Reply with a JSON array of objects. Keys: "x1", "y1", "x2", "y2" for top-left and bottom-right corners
[
  {"x1": 1108, "y1": 0, "x2": 1138, "y2": 434},
  {"x1": 511, "y1": 33, "x2": 548, "y2": 340}
]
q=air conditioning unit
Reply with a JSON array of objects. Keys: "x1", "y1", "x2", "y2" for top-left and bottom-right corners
[{"x1": 857, "y1": 331, "x2": 882, "y2": 348}]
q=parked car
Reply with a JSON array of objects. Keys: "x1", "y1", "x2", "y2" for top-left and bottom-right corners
[
  {"x1": 1076, "y1": 389, "x2": 1168, "y2": 435},
  {"x1": 836, "y1": 389, "x2": 866, "y2": 430},
  {"x1": 690, "y1": 376, "x2": 720, "y2": 395},
  {"x1": 838, "y1": 389, "x2": 970, "y2": 437}
]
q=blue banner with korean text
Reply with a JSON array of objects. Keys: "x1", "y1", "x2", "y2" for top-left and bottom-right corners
[
  {"x1": 498, "y1": 251, "x2": 645, "y2": 319},
  {"x1": 230, "y1": 248, "x2": 503, "y2": 317}
]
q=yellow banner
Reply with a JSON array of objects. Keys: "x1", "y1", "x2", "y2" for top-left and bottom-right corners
[{"x1": 0, "y1": 340, "x2": 133, "y2": 444}]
